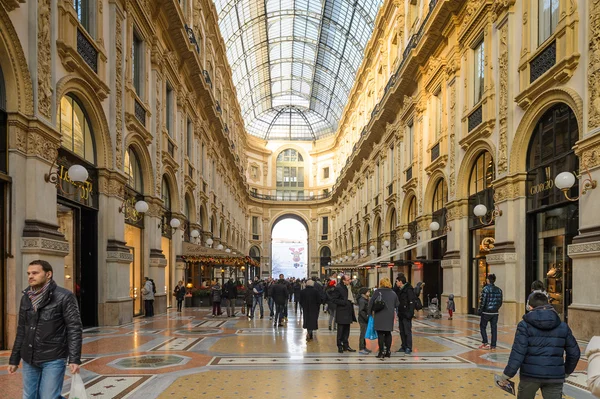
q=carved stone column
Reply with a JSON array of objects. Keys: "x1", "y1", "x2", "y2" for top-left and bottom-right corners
[{"x1": 443, "y1": 199, "x2": 469, "y2": 313}]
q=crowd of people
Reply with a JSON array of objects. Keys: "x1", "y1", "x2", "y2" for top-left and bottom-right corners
[{"x1": 4, "y1": 260, "x2": 600, "y2": 399}]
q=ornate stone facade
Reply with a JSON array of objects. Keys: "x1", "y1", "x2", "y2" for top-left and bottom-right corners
[{"x1": 37, "y1": 0, "x2": 52, "y2": 119}]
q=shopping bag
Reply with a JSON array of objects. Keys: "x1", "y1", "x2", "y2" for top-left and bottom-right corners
[
  {"x1": 69, "y1": 372, "x2": 89, "y2": 399},
  {"x1": 365, "y1": 315, "x2": 378, "y2": 340}
]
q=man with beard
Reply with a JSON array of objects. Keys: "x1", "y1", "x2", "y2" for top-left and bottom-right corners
[
  {"x1": 271, "y1": 274, "x2": 289, "y2": 328},
  {"x1": 8, "y1": 260, "x2": 83, "y2": 399},
  {"x1": 330, "y1": 274, "x2": 357, "y2": 353},
  {"x1": 300, "y1": 279, "x2": 321, "y2": 341}
]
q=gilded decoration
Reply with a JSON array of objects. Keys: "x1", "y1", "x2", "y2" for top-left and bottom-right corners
[
  {"x1": 37, "y1": 0, "x2": 52, "y2": 119},
  {"x1": 491, "y1": 0, "x2": 515, "y2": 22},
  {"x1": 115, "y1": 13, "x2": 124, "y2": 170},
  {"x1": 497, "y1": 23, "x2": 509, "y2": 174},
  {"x1": 589, "y1": 0, "x2": 600, "y2": 130},
  {"x1": 575, "y1": 133, "x2": 600, "y2": 170}
]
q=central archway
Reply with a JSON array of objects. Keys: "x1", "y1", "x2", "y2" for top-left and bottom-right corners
[{"x1": 271, "y1": 215, "x2": 309, "y2": 279}]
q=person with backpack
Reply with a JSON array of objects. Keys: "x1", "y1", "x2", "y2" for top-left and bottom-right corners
[
  {"x1": 395, "y1": 273, "x2": 416, "y2": 354},
  {"x1": 499, "y1": 293, "x2": 580, "y2": 398}
]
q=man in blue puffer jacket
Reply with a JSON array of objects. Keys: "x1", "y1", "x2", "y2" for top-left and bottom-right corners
[
  {"x1": 478, "y1": 273, "x2": 503, "y2": 350},
  {"x1": 499, "y1": 293, "x2": 580, "y2": 398}
]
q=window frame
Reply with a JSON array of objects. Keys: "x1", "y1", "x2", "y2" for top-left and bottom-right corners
[
  {"x1": 538, "y1": 0, "x2": 559, "y2": 46},
  {"x1": 132, "y1": 28, "x2": 144, "y2": 97},
  {"x1": 59, "y1": 94, "x2": 96, "y2": 165},
  {"x1": 473, "y1": 38, "x2": 485, "y2": 106}
]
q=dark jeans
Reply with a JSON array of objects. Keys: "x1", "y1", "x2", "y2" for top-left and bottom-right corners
[
  {"x1": 252, "y1": 296, "x2": 263, "y2": 317},
  {"x1": 398, "y1": 316, "x2": 413, "y2": 350},
  {"x1": 358, "y1": 322, "x2": 367, "y2": 350},
  {"x1": 212, "y1": 301, "x2": 221, "y2": 315},
  {"x1": 275, "y1": 303, "x2": 286, "y2": 324},
  {"x1": 144, "y1": 300, "x2": 154, "y2": 317},
  {"x1": 176, "y1": 299, "x2": 183, "y2": 312},
  {"x1": 336, "y1": 323, "x2": 351, "y2": 348},
  {"x1": 480, "y1": 313, "x2": 499, "y2": 347},
  {"x1": 517, "y1": 380, "x2": 563, "y2": 399},
  {"x1": 295, "y1": 300, "x2": 300, "y2": 313},
  {"x1": 377, "y1": 330, "x2": 392, "y2": 353}
]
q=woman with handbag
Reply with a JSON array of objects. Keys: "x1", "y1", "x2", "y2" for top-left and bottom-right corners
[{"x1": 368, "y1": 278, "x2": 399, "y2": 359}]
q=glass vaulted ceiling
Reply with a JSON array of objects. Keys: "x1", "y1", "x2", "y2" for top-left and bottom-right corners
[{"x1": 214, "y1": 0, "x2": 384, "y2": 141}]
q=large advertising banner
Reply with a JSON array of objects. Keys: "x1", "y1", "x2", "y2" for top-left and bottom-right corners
[{"x1": 271, "y1": 240, "x2": 307, "y2": 279}]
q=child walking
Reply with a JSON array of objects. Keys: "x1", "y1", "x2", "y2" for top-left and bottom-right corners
[
  {"x1": 499, "y1": 292, "x2": 580, "y2": 398},
  {"x1": 447, "y1": 294, "x2": 456, "y2": 320}
]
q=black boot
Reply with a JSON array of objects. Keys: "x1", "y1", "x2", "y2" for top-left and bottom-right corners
[
  {"x1": 385, "y1": 350, "x2": 391, "y2": 358},
  {"x1": 376, "y1": 351, "x2": 385, "y2": 359},
  {"x1": 338, "y1": 346, "x2": 344, "y2": 353}
]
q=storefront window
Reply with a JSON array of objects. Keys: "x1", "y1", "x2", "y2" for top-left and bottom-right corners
[{"x1": 526, "y1": 103, "x2": 579, "y2": 321}]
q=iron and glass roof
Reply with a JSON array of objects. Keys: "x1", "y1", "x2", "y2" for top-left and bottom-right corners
[{"x1": 213, "y1": 0, "x2": 384, "y2": 140}]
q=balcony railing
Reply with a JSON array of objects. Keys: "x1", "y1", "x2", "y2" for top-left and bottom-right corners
[
  {"x1": 431, "y1": 142, "x2": 440, "y2": 162},
  {"x1": 216, "y1": 101, "x2": 222, "y2": 114},
  {"x1": 250, "y1": 191, "x2": 332, "y2": 201},
  {"x1": 77, "y1": 28, "x2": 98, "y2": 73},
  {"x1": 468, "y1": 105, "x2": 483, "y2": 132},
  {"x1": 184, "y1": 24, "x2": 200, "y2": 54},
  {"x1": 530, "y1": 40, "x2": 556, "y2": 83},
  {"x1": 203, "y1": 70, "x2": 212, "y2": 88},
  {"x1": 134, "y1": 99, "x2": 146, "y2": 127}
]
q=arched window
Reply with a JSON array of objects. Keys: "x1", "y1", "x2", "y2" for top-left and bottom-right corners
[
  {"x1": 184, "y1": 195, "x2": 192, "y2": 220},
  {"x1": 320, "y1": 246, "x2": 331, "y2": 267},
  {"x1": 469, "y1": 151, "x2": 495, "y2": 195},
  {"x1": 432, "y1": 179, "x2": 447, "y2": 212},
  {"x1": 124, "y1": 147, "x2": 143, "y2": 193},
  {"x1": 469, "y1": 151, "x2": 495, "y2": 228},
  {"x1": 249, "y1": 246, "x2": 260, "y2": 263},
  {"x1": 408, "y1": 197, "x2": 417, "y2": 222},
  {"x1": 161, "y1": 176, "x2": 171, "y2": 211},
  {"x1": 527, "y1": 103, "x2": 578, "y2": 209},
  {"x1": 276, "y1": 148, "x2": 305, "y2": 200},
  {"x1": 60, "y1": 94, "x2": 95, "y2": 164},
  {"x1": 388, "y1": 208, "x2": 396, "y2": 251}
]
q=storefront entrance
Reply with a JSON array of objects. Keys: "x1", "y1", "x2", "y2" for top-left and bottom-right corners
[{"x1": 526, "y1": 103, "x2": 579, "y2": 322}]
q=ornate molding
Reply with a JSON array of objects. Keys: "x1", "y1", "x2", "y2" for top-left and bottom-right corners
[
  {"x1": 486, "y1": 252, "x2": 517, "y2": 263},
  {"x1": 568, "y1": 241, "x2": 600, "y2": 257},
  {"x1": 575, "y1": 131, "x2": 600, "y2": 170},
  {"x1": 590, "y1": 0, "x2": 600, "y2": 131},
  {"x1": 449, "y1": 83, "x2": 457, "y2": 198},
  {"x1": 115, "y1": 14, "x2": 124, "y2": 170},
  {"x1": 22, "y1": 238, "x2": 70, "y2": 255},
  {"x1": 37, "y1": 0, "x2": 52, "y2": 118},
  {"x1": 497, "y1": 23, "x2": 509, "y2": 174}
]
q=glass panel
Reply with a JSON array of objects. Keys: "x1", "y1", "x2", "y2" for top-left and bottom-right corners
[
  {"x1": 57, "y1": 204, "x2": 77, "y2": 295},
  {"x1": 474, "y1": 40, "x2": 484, "y2": 105},
  {"x1": 162, "y1": 237, "x2": 171, "y2": 307},
  {"x1": 539, "y1": 0, "x2": 559, "y2": 45},
  {"x1": 125, "y1": 224, "x2": 143, "y2": 315},
  {"x1": 162, "y1": 177, "x2": 171, "y2": 210},
  {"x1": 213, "y1": 0, "x2": 384, "y2": 140},
  {"x1": 60, "y1": 96, "x2": 74, "y2": 150}
]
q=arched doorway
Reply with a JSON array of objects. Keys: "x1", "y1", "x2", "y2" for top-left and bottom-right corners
[
  {"x1": 123, "y1": 146, "x2": 145, "y2": 316},
  {"x1": 56, "y1": 93, "x2": 99, "y2": 327},
  {"x1": 468, "y1": 151, "x2": 496, "y2": 314},
  {"x1": 320, "y1": 246, "x2": 331, "y2": 278},
  {"x1": 271, "y1": 215, "x2": 309, "y2": 279},
  {"x1": 249, "y1": 246, "x2": 261, "y2": 280},
  {"x1": 526, "y1": 103, "x2": 579, "y2": 322},
  {"x1": 161, "y1": 175, "x2": 173, "y2": 307},
  {"x1": 425, "y1": 179, "x2": 448, "y2": 306}
]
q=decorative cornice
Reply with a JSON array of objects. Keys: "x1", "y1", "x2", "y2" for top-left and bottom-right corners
[{"x1": 568, "y1": 241, "x2": 600, "y2": 258}]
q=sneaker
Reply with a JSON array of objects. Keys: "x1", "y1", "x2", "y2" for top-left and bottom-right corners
[
  {"x1": 359, "y1": 350, "x2": 369, "y2": 355},
  {"x1": 365, "y1": 349, "x2": 372, "y2": 353},
  {"x1": 396, "y1": 347, "x2": 406, "y2": 353},
  {"x1": 405, "y1": 349, "x2": 412, "y2": 355},
  {"x1": 478, "y1": 343, "x2": 491, "y2": 350}
]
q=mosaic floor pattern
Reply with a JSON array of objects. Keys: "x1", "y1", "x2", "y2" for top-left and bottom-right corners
[{"x1": 0, "y1": 306, "x2": 594, "y2": 399}]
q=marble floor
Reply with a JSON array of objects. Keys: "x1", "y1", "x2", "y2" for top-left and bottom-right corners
[{"x1": 0, "y1": 306, "x2": 594, "y2": 399}]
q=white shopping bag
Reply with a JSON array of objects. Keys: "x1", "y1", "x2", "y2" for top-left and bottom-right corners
[{"x1": 69, "y1": 373, "x2": 89, "y2": 399}]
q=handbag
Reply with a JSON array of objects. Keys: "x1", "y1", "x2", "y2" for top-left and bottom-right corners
[
  {"x1": 366, "y1": 315, "x2": 378, "y2": 340},
  {"x1": 372, "y1": 292, "x2": 386, "y2": 313},
  {"x1": 69, "y1": 372, "x2": 89, "y2": 399}
]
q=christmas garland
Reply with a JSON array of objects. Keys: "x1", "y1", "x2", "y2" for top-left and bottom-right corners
[{"x1": 181, "y1": 255, "x2": 259, "y2": 267}]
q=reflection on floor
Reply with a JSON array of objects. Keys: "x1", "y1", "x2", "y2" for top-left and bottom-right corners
[{"x1": 0, "y1": 307, "x2": 594, "y2": 398}]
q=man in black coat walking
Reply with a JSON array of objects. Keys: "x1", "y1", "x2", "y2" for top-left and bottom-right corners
[
  {"x1": 330, "y1": 274, "x2": 357, "y2": 353},
  {"x1": 271, "y1": 274, "x2": 289, "y2": 327},
  {"x1": 394, "y1": 273, "x2": 416, "y2": 354},
  {"x1": 222, "y1": 278, "x2": 238, "y2": 317}
]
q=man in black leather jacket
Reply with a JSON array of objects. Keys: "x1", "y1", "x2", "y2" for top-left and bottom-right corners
[
  {"x1": 478, "y1": 273, "x2": 503, "y2": 350},
  {"x1": 394, "y1": 273, "x2": 416, "y2": 354},
  {"x1": 7, "y1": 260, "x2": 83, "y2": 398}
]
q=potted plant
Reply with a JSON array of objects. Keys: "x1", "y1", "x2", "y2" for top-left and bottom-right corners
[{"x1": 192, "y1": 287, "x2": 211, "y2": 307}]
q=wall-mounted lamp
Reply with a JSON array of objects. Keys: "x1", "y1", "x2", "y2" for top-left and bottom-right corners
[
  {"x1": 44, "y1": 155, "x2": 89, "y2": 196},
  {"x1": 369, "y1": 245, "x2": 376, "y2": 254},
  {"x1": 473, "y1": 204, "x2": 502, "y2": 226},
  {"x1": 158, "y1": 217, "x2": 181, "y2": 234},
  {"x1": 359, "y1": 249, "x2": 365, "y2": 257},
  {"x1": 206, "y1": 238, "x2": 214, "y2": 248},
  {"x1": 225, "y1": 248, "x2": 231, "y2": 253},
  {"x1": 555, "y1": 163, "x2": 597, "y2": 201},
  {"x1": 118, "y1": 196, "x2": 149, "y2": 222},
  {"x1": 351, "y1": 252, "x2": 356, "y2": 258},
  {"x1": 217, "y1": 244, "x2": 224, "y2": 250},
  {"x1": 383, "y1": 240, "x2": 390, "y2": 248},
  {"x1": 430, "y1": 216, "x2": 451, "y2": 234},
  {"x1": 190, "y1": 229, "x2": 201, "y2": 241}
]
